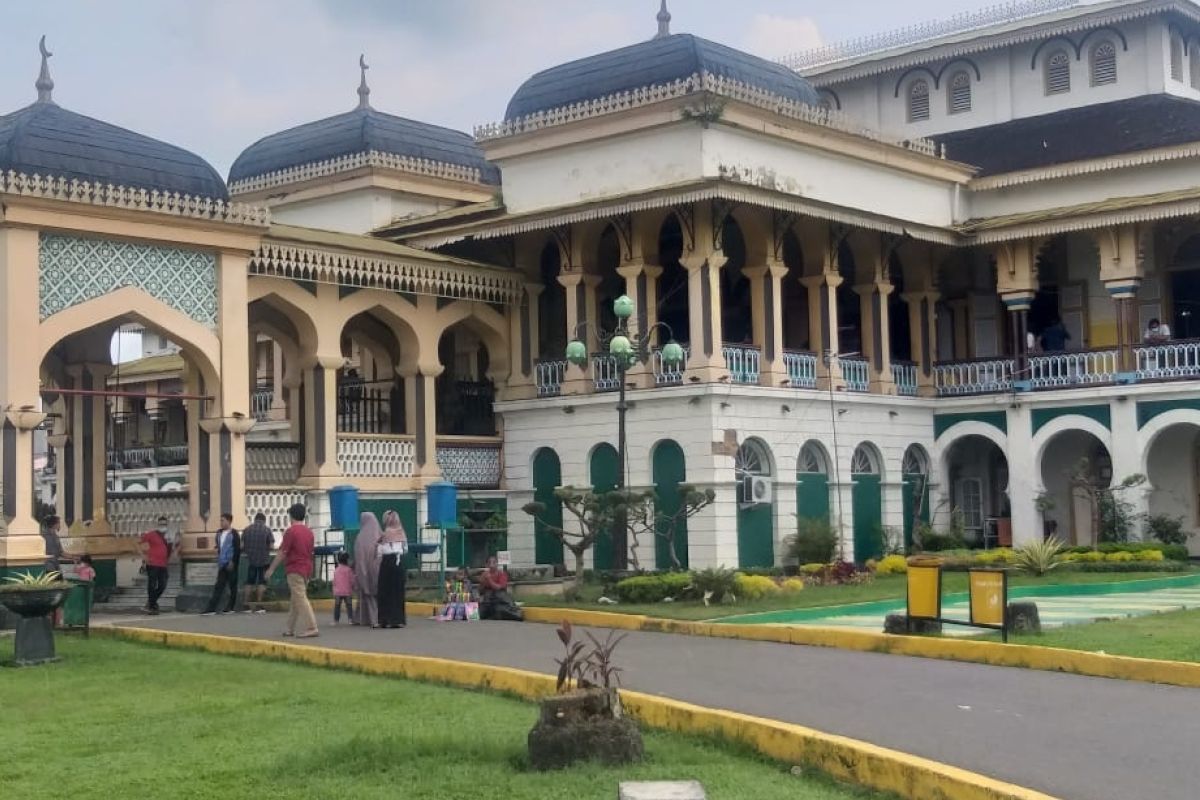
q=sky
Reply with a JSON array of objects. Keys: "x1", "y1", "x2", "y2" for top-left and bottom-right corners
[{"x1": 1, "y1": 0, "x2": 1015, "y2": 177}]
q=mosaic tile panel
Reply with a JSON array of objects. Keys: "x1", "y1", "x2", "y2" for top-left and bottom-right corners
[{"x1": 39, "y1": 234, "x2": 218, "y2": 327}]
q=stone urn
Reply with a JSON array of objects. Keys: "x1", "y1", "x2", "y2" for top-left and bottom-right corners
[
  {"x1": 528, "y1": 686, "x2": 643, "y2": 770},
  {"x1": 0, "y1": 586, "x2": 69, "y2": 666}
]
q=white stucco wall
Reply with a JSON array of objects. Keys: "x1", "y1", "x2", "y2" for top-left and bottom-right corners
[{"x1": 270, "y1": 188, "x2": 453, "y2": 235}]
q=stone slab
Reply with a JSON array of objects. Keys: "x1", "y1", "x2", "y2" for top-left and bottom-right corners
[{"x1": 618, "y1": 781, "x2": 705, "y2": 800}]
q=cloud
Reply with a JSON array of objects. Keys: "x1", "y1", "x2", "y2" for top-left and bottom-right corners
[{"x1": 741, "y1": 14, "x2": 823, "y2": 59}]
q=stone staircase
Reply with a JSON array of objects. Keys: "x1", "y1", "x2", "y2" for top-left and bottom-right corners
[{"x1": 93, "y1": 565, "x2": 183, "y2": 614}]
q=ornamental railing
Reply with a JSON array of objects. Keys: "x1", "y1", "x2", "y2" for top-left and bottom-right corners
[
  {"x1": 251, "y1": 385, "x2": 275, "y2": 421},
  {"x1": 106, "y1": 443, "x2": 188, "y2": 470},
  {"x1": 246, "y1": 442, "x2": 301, "y2": 487},
  {"x1": 934, "y1": 357, "x2": 1015, "y2": 396},
  {"x1": 1028, "y1": 348, "x2": 1119, "y2": 389},
  {"x1": 723, "y1": 344, "x2": 761, "y2": 385},
  {"x1": 1134, "y1": 339, "x2": 1200, "y2": 381},
  {"x1": 592, "y1": 354, "x2": 621, "y2": 392},
  {"x1": 784, "y1": 350, "x2": 818, "y2": 389},
  {"x1": 535, "y1": 360, "x2": 567, "y2": 397},
  {"x1": 652, "y1": 345, "x2": 688, "y2": 385},
  {"x1": 436, "y1": 438, "x2": 503, "y2": 489},
  {"x1": 336, "y1": 434, "x2": 415, "y2": 479},
  {"x1": 107, "y1": 491, "x2": 188, "y2": 537},
  {"x1": 840, "y1": 356, "x2": 870, "y2": 393},
  {"x1": 892, "y1": 362, "x2": 919, "y2": 396},
  {"x1": 246, "y1": 488, "x2": 307, "y2": 542},
  {"x1": 337, "y1": 379, "x2": 404, "y2": 435}
]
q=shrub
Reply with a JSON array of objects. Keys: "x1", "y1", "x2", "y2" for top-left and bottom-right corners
[
  {"x1": 733, "y1": 573, "x2": 781, "y2": 600},
  {"x1": 780, "y1": 577, "x2": 805, "y2": 594},
  {"x1": 1105, "y1": 550, "x2": 1136, "y2": 562},
  {"x1": 1147, "y1": 514, "x2": 1190, "y2": 546},
  {"x1": 1012, "y1": 537, "x2": 1066, "y2": 576},
  {"x1": 800, "y1": 563, "x2": 826, "y2": 575},
  {"x1": 1067, "y1": 560, "x2": 1188, "y2": 573},
  {"x1": 1139, "y1": 549, "x2": 1165, "y2": 562},
  {"x1": 614, "y1": 572, "x2": 692, "y2": 603},
  {"x1": 686, "y1": 566, "x2": 737, "y2": 604},
  {"x1": 916, "y1": 527, "x2": 967, "y2": 552},
  {"x1": 1068, "y1": 542, "x2": 1189, "y2": 561},
  {"x1": 875, "y1": 554, "x2": 908, "y2": 575},
  {"x1": 786, "y1": 517, "x2": 839, "y2": 564},
  {"x1": 973, "y1": 548, "x2": 1014, "y2": 566}
]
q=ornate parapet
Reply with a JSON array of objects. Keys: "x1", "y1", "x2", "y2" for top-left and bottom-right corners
[{"x1": 228, "y1": 150, "x2": 490, "y2": 196}]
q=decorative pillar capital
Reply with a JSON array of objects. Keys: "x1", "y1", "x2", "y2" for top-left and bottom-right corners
[
  {"x1": 4, "y1": 406, "x2": 46, "y2": 431},
  {"x1": 1104, "y1": 277, "x2": 1141, "y2": 300},
  {"x1": 1001, "y1": 290, "x2": 1036, "y2": 313}
]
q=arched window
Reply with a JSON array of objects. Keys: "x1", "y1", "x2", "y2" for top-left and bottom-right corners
[
  {"x1": 1171, "y1": 36, "x2": 1184, "y2": 81},
  {"x1": 907, "y1": 79, "x2": 930, "y2": 122},
  {"x1": 798, "y1": 441, "x2": 829, "y2": 474},
  {"x1": 851, "y1": 444, "x2": 880, "y2": 475},
  {"x1": 947, "y1": 71, "x2": 972, "y2": 114},
  {"x1": 1090, "y1": 40, "x2": 1118, "y2": 85},
  {"x1": 1045, "y1": 50, "x2": 1071, "y2": 95},
  {"x1": 902, "y1": 445, "x2": 929, "y2": 476},
  {"x1": 735, "y1": 439, "x2": 772, "y2": 477}
]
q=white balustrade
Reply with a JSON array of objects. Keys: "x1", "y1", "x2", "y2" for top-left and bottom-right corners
[
  {"x1": 722, "y1": 345, "x2": 761, "y2": 385},
  {"x1": 934, "y1": 358, "x2": 1015, "y2": 396},
  {"x1": 251, "y1": 386, "x2": 274, "y2": 421},
  {"x1": 891, "y1": 362, "x2": 918, "y2": 396},
  {"x1": 592, "y1": 354, "x2": 621, "y2": 392},
  {"x1": 336, "y1": 434, "x2": 415, "y2": 478},
  {"x1": 1135, "y1": 340, "x2": 1200, "y2": 380},
  {"x1": 652, "y1": 346, "x2": 688, "y2": 385},
  {"x1": 783, "y1": 350, "x2": 817, "y2": 389},
  {"x1": 840, "y1": 357, "x2": 870, "y2": 392},
  {"x1": 1028, "y1": 349, "x2": 1118, "y2": 389},
  {"x1": 436, "y1": 441, "x2": 502, "y2": 488},
  {"x1": 107, "y1": 492, "x2": 188, "y2": 537},
  {"x1": 534, "y1": 360, "x2": 566, "y2": 397},
  {"x1": 246, "y1": 488, "x2": 307, "y2": 543}
]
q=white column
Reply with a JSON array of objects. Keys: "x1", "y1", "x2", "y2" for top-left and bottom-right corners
[{"x1": 1005, "y1": 404, "x2": 1040, "y2": 546}]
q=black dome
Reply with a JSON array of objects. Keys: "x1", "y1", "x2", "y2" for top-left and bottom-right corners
[
  {"x1": 0, "y1": 101, "x2": 228, "y2": 200},
  {"x1": 505, "y1": 33, "x2": 820, "y2": 121},
  {"x1": 230, "y1": 107, "x2": 499, "y2": 185}
]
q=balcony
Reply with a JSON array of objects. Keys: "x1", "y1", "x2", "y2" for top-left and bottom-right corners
[
  {"x1": 934, "y1": 357, "x2": 1016, "y2": 396},
  {"x1": 722, "y1": 344, "x2": 761, "y2": 385},
  {"x1": 784, "y1": 350, "x2": 817, "y2": 389},
  {"x1": 840, "y1": 356, "x2": 870, "y2": 393},
  {"x1": 106, "y1": 443, "x2": 188, "y2": 470},
  {"x1": 251, "y1": 384, "x2": 275, "y2": 421},
  {"x1": 1135, "y1": 339, "x2": 1200, "y2": 381},
  {"x1": 535, "y1": 359, "x2": 566, "y2": 397},
  {"x1": 891, "y1": 361, "x2": 918, "y2": 396}
]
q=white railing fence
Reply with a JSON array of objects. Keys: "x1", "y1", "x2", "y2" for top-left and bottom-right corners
[
  {"x1": 1135, "y1": 339, "x2": 1200, "y2": 381},
  {"x1": 891, "y1": 362, "x2": 918, "y2": 396},
  {"x1": 1028, "y1": 349, "x2": 1118, "y2": 389},
  {"x1": 592, "y1": 354, "x2": 621, "y2": 392},
  {"x1": 336, "y1": 434, "x2": 416, "y2": 478},
  {"x1": 934, "y1": 358, "x2": 1015, "y2": 396},
  {"x1": 840, "y1": 357, "x2": 870, "y2": 393},
  {"x1": 723, "y1": 344, "x2": 761, "y2": 385},
  {"x1": 245, "y1": 489, "x2": 307, "y2": 543},
  {"x1": 784, "y1": 350, "x2": 818, "y2": 389},
  {"x1": 251, "y1": 386, "x2": 274, "y2": 421},
  {"x1": 534, "y1": 359, "x2": 566, "y2": 397},
  {"x1": 652, "y1": 346, "x2": 688, "y2": 385}
]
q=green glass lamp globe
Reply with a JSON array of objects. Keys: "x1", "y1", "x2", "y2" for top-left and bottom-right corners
[
  {"x1": 609, "y1": 335, "x2": 633, "y2": 357},
  {"x1": 661, "y1": 340, "x2": 685, "y2": 366},
  {"x1": 613, "y1": 294, "x2": 635, "y2": 320},
  {"x1": 565, "y1": 339, "x2": 588, "y2": 366}
]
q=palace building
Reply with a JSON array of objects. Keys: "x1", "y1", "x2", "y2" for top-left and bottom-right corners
[{"x1": 5, "y1": 0, "x2": 1200, "y2": 592}]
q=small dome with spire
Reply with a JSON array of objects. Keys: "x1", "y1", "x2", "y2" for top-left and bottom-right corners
[
  {"x1": 505, "y1": 2, "x2": 819, "y2": 121},
  {"x1": 0, "y1": 37, "x2": 228, "y2": 200},
  {"x1": 230, "y1": 56, "x2": 498, "y2": 187}
]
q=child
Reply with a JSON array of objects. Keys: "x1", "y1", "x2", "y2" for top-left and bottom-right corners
[
  {"x1": 75, "y1": 554, "x2": 96, "y2": 583},
  {"x1": 332, "y1": 552, "x2": 356, "y2": 625}
]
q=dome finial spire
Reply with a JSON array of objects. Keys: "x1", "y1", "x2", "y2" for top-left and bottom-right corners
[
  {"x1": 357, "y1": 54, "x2": 371, "y2": 109},
  {"x1": 655, "y1": 0, "x2": 671, "y2": 39},
  {"x1": 36, "y1": 35, "x2": 54, "y2": 104}
]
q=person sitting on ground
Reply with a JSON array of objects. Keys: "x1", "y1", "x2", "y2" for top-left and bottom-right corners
[
  {"x1": 1144, "y1": 318, "x2": 1172, "y2": 343},
  {"x1": 478, "y1": 555, "x2": 523, "y2": 621}
]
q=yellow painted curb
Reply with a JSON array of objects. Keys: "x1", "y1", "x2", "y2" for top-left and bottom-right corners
[
  {"x1": 494, "y1": 605, "x2": 1200, "y2": 690},
  {"x1": 98, "y1": 625, "x2": 1058, "y2": 800}
]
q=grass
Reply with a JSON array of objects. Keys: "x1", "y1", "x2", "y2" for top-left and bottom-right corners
[
  {"x1": 999, "y1": 607, "x2": 1200, "y2": 662},
  {"x1": 518, "y1": 571, "x2": 1190, "y2": 621},
  {"x1": 0, "y1": 638, "x2": 887, "y2": 800}
]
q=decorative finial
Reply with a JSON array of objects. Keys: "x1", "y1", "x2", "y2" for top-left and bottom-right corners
[
  {"x1": 357, "y1": 54, "x2": 371, "y2": 110},
  {"x1": 36, "y1": 35, "x2": 54, "y2": 103},
  {"x1": 655, "y1": 0, "x2": 672, "y2": 39}
]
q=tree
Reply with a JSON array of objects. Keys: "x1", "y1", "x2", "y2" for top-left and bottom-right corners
[
  {"x1": 624, "y1": 484, "x2": 715, "y2": 570},
  {"x1": 523, "y1": 487, "x2": 624, "y2": 592},
  {"x1": 1066, "y1": 458, "x2": 1146, "y2": 548}
]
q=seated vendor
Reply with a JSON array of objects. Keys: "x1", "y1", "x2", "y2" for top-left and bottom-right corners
[
  {"x1": 478, "y1": 555, "x2": 523, "y2": 621},
  {"x1": 478, "y1": 555, "x2": 509, "y2": 597}
]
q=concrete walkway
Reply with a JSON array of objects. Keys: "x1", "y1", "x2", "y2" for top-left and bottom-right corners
[{"x1": 109, "y1": 611, "x2": 1200, "y2": 800}]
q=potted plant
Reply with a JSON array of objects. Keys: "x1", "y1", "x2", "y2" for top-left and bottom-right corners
[
  {"x1": 527, "y1": 621, "x2": 643, "y2": 770},
  {"x1": 0, "y1": 571, "x2": 71, "y2": 666}
]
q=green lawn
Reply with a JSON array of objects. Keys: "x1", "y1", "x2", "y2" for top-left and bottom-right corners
[
  {"x1": 518, "y1": 571, "x2": 1190, "y2": 621},
  {"x1": 0, "y1": 638, "x2": 886, "y2": 800},
  {"x1": 1002, "y1": 607, "x2": 1200, "y2": 662}
]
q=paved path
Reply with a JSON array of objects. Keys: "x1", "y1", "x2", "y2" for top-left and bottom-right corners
[{"x1": 110, "y1": 612, "x2": 1200, "y2": 800}]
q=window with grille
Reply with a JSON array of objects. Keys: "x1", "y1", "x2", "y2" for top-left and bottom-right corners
[
  {"x1": 1045, "y1": 50, "x2": 1071, "y2": 95},
  {"x1": 907, "y1": 79, "x2": 930, "y2": 122},
  {"x1": 1171, "y1": 36, "x2": 1184, "y2": 81},
  {"x1": 1090, "y1": 41, "x2": 1117, "y2": 85},
  {"x1": 947, "y1": 71, "x2": 972, "y2": 114}
]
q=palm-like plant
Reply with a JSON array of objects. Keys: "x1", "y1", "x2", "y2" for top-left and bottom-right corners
[
  {"x1": 1012, "y1": 537, "x2": 1066, "y2": 576},
  {"x1": 0, "y1": 570, "x2": 67, "y2": 592}
]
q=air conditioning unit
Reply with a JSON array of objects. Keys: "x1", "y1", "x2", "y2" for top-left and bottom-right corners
[{"x1": 741, "y1": 474, "x2": 773, "y2": 506}]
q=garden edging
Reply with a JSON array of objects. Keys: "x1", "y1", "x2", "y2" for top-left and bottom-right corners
[{"x1": 98, "y1": 625, "x2": 1058, "y2": 800}]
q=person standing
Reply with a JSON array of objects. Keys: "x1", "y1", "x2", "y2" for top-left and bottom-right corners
[
  {"x1": 353, "y1": 512, "x2": 382, "y2": 627},
  {"x1": 332, "y1": 553, "x2": 355, "y2": 625},
  {"x1": 376, "y1": 510, "x2": 408, "y2": 629},
  {"x1": 265, "y1": 503, "x2": 318, "y2": 638},
  {"x1": 138, "y1": 516, "x2": 173, "y2": 615},
  {"x1": 1039, "y1": 317, "x2": 1071, "y2": 352},
  {"x1": 41, "y1": 515, "x2": 70, "y2": 575},
  {"x1": 202, "y1": 513, "x2": 240, "y2": 616},
  {"x1": 240, "y1": 512, "x2": 274, "y2": 614}
]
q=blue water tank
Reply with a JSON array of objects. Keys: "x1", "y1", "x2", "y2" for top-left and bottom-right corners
[
  {"x1": 328, "y1": 485, "x2": 360, "y2": 529},
  {"x1": 426, "y1": 481, "x2": 458, "y2": 527}
]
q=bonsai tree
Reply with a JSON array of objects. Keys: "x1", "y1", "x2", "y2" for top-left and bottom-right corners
[
  {"x1": 523, "y1": 487, "x2": 624, "y2": 593},
  {"x1": 1067, "y1": 458, "x2": 1146, "y2": 547}
]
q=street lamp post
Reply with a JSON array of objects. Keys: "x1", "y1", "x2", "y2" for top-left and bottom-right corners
[{"x1": 566, "y1": 295, "x2": 684, "y2": 570}]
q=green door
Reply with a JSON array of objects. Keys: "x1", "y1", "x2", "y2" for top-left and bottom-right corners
[
  {"x1": 902, "y1": 473, "x2": 930, "y2": 552},
  {"x1": 852, "y1": 474, "x2": 883, "y2": 563},
  {"x1": 590, "y1": 444, "x2": 619, "y2": 571},
  {"x1": 532, "y1": 448, "x2": 564, "y2": 565},
  {"x1": 736, "y1": 501, "x2": 774, "y2": 568},
  {"x1": 652, "y1": 440, "x2": 688, "y2": 570},
  {"x1": 796, "y1": 473, "x2": 830, "y2": 524}
]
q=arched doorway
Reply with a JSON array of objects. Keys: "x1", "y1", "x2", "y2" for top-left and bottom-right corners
[
  {"x1": 436, "y1": 321, "x2": 496, "y2": 437},
  {"x1": 531, "y1": 448, "x2": 563, "y2": 565},
  {"x1": 1040, "y1": 428, "x2": 1112, "y2": 546},
  {"x1": 901, "y1": 444, "x2": 930, "y2": 551},
  {"x1": 538, "y1": 240, "x2": 567, "y2": 361},
  {"x1": 942, "y1": 434, "x2": 1009, "y2": 547},
  {"x1": 651, "y1": 439, "x2": 688, "y2": 569},
  {"x1": 735, "y1": 438, "x2": 774, "y2": 568},
  {"x1": 796, "y1": 440, "x2": 830, "y2": 523},
  {"x1": 851, "y1": 443, "x2": 883, "y2": 562},
  {"x1": 1145, "y1": 420, "x2": 1200, "y2": 555},
  {"x1": 656, "y1": 216, "x2": 690, "y2": 348},
  {"x1": 589, "y1": 442, "x2": 620, "y2": 571}
]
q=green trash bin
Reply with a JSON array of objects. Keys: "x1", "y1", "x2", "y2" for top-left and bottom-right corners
[{"x1": 60, "y1": 579, "x2": 93, "y2": 634}]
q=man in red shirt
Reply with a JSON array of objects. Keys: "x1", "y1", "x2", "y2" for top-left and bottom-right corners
[
  {"x1": 265, "y1": 503, "x2": 318, "y2": 638},
  {"x1": 138, "y1": 516, "x2": 173, "y2": 615},
  {"x1": 478, "y1": 555, "x2": 522, "y2": 621}
]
